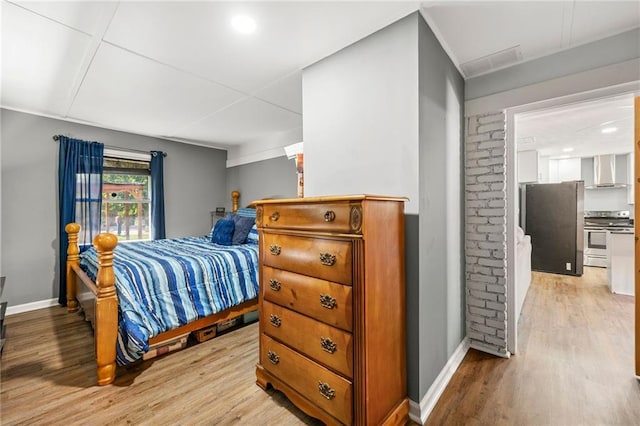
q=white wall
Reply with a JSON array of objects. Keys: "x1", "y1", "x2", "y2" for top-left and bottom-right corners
[
  {"x1": 303, "y1": 14, "x2": 419, "y2": 213},
  {"x1": 464, "y1": 28, "x2": 640, "y2": 356},
  {"x1": 582, "y1": 155, "x2": 634, "y2": 211},
  {"x1": 226, "y1": 127, "x2": 302, "y2": 168},
  {"x1": 584, "y1": 188, "x2": 631, "y2": 211},
  {"x1": 303, "y1": 12, "x2": 465, "y2": 408}
]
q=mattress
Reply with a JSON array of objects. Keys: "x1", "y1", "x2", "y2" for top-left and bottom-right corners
[{"x1": 80, "y1": 236, "x2": 259, "y2": 365}]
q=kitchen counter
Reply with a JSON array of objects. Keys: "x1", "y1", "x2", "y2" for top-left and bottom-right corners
[
  {"x1": 609, "y1": 229, "x2": 634, "y2": 234},
  {"x1": 607, "y1": 231, "x2": 634, "y2": 296}
]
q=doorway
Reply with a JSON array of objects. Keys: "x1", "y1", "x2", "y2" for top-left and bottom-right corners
[{"x1": 505, "y1": 85, "x2": 639, "y2": 358}]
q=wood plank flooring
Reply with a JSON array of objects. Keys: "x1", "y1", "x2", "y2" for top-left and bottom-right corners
[
  {"x1": 427, "y1": 267, "x2": 640, "y2": 425},
  {"x1": 0, "y1": 309, "x2": 322, "y2": 425},
  {"x1": 2, "y1": 266, "x2": 637, "y2": 425}
]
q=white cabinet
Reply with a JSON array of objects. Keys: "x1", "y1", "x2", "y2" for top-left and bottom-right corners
[
  {"x1": 607, "y1": 231, "x2": 634, "y2": 296},
  {"x1": 538, "y1": 156, "x2": 550, "y2": 183},
  {"x1": 548, "y1": 158, "x2": 581, "y2": 183},
  {"x1": 517, "y1": 150, "x2": 538, "y2": 183},
  {"x1": 581, "y1": 157, "x2": 594, "y2": 186}
]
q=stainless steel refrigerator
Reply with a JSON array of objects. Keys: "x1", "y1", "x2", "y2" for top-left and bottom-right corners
[{"x1": 521, "y1": 181, "x2": 584, "y2": 276}]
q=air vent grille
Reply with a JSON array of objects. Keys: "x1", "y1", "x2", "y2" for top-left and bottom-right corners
[
  {"x1": 461, "y1": 45, "x2": 523, "y2": 78},
  {"x1": 518, "y1": 136, "x2": 536, "y2": 145}
]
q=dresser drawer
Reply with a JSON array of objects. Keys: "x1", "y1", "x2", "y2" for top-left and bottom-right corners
[
  {"x1": 262, "y1": 300, "x2": 353, "y2": 378},
  {"x1": 261, "y1": 334, "x2": 352, "y2": 425},
  {"x1": 260, "y1": 202, "x2": 360, "y2": 234},
  {"x1": 263, "y1": 266, "x2": 352, "y2": 332},
  {"x1": 262, "y1": 233, "x2": 352, "y2": 285}
]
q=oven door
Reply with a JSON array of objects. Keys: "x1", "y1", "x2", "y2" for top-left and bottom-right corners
[
  {"x1": 586, "y1": 229, "x2": 607, "y2": 250},
  {"x1": 584, "y1": 228, "x2": 608, "y2": 267}
]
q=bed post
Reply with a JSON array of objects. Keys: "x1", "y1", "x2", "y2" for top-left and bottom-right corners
[
  {"x1": 65, "y1": 223, "x2": 81, "y2": 313},
  {"x1": 93, "y1": 232, "x2": 119, "y2": 386},
  {"x1": 231, "y1": 190, "x2": 240, "y2": 213}
]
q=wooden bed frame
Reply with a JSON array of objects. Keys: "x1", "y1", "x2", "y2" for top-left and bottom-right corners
[{"x1": 66, "y1": 190, "x2": 258, "y2": 386}]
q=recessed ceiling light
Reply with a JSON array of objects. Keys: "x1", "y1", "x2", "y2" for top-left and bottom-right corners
[
  {"x1": 231, "y1": 15, "x2": 256, "y2": 34},
  {"x1": 562, "y1": 147, "x2": 574, "y2": 152},
  {"x1": 601, "y1": 127, "x2": 617, "y2": 134}
]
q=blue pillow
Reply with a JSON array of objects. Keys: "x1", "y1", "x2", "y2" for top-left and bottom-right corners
[
  {"x1": 211, "y1": 219, "x2": 235, "y2": 245},
  {"x1": 246, "y1": 225, "x2": 259, "y2": 245},
  {"x1": 236, "y1": 208, "x2": 257, "y2": 219},
  {"x1": 231, "y1": 215, "x2": 255, "y2": 245}
]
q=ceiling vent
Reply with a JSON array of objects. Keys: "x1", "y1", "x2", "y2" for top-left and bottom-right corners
[
  {"x1": 518, "y1": 136, "x2": 536, "y2": 145},
  {"x1": 461, "y1": 45, "x2": 523, "y2": 78}
]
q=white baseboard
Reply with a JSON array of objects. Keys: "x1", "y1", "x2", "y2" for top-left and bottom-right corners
[
  {"x1": 409, "y1": 337, "x2": 470, "y2": 424},
  {"x1": 470, "y1": 341, "x2": 511, "y2": 359},
  {"x1": 6, "y1": 298, "x2": 59, "y2": 316}
]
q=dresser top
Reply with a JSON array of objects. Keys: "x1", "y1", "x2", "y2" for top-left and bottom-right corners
[{"x1": 251, "y1": 194, "x2": 408, "y2": 206}]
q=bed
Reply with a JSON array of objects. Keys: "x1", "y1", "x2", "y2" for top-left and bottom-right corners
[{"x1": 65, "y1": 191, "x2": 259, "y2": 385}]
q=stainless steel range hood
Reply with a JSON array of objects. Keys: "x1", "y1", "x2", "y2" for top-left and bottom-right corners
[{"x1": 591, "y1": 154, "x2": 626, "y2": 188}]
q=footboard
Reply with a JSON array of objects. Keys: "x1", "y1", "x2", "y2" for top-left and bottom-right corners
[
  {"x1": 66, "y1": 224, "x2": 118, "y2": 386},
  {"x1": 64, "y1": 190, "x2": 250, "y2": 386}
]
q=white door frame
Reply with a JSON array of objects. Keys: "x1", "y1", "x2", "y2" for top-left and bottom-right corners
[{"x1": 506, "y1": 81, "x2": 640, "y2": 354}]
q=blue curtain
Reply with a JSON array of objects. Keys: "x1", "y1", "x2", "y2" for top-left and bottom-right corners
[
  {"x1": 150, "y1": 151, "x2": 166, "y2": 239},
  {"x1": 58, "y1": 136, "x2": 104, "y2": 305}
]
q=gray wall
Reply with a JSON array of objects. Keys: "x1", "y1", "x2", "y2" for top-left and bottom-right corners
[
  {"x1": 417, "y1": 16, "x2": 466, "y2": 396},
  {"x1": 303, "y1": 12, "x2": 465, "y2": 403},
  {"x1": 226, "y1": 156, "x2": 298, "y2": 209},
  {"x1": 1, "y1": 108, "x2": 227, "y2": 306},
  {"x1": 466, "y1": 28, "x2": 640, "y2": 100},
  {"x1": 0, "y1": 110, "x2": 3, "y2": 279}
]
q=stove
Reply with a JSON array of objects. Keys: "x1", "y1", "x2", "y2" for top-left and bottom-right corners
[
  {"x1": 584, "y1": 210, "x2": 633, "y2": 230},
  {"x1": 583, "y1": 211, "x2": 633, "y2": 267}
]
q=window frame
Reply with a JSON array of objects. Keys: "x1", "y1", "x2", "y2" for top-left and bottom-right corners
[{"x1": 101, "y1": 149, "x2": 152, "y2": 242}]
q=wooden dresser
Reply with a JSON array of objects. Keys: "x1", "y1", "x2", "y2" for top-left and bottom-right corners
[{"x1": 253, "y1": 195, "x2": 408, "y2": 425}]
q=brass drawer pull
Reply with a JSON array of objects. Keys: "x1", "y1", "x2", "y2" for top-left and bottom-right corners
[
  {"x1": 270, "y1": 211, "x2": 280, "y2": 222},
  {"x1": 269, "y1": 279, "x2": 281, "y2": 291},
  {"x1": 267, "y1": 350, "x2": 279, "y2": 365},
  {"x1": 320, "y1": 294, "x2": 337, "y2": 310},
  {"x1": 318, "y1": 382, "x2": 335, "y2": 400},
  {"x1": 320, "y1": 337, "x2": 337, "y2": 354},
  {"x1": 324, "y1": 210, "x2": 336, "y2": 222},
  {"x1": 319, "y1": 252, "x2": 336, "y2": 266},
  {"x1": 269, "y1": 244, "x2": 281, "y2": 256},
  {"x1": 269, "y1": 314, "x2": 281, "y2": 328}
]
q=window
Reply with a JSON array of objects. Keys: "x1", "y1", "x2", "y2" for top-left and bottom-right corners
[
  {"x1": 73, "y1": 172, "x2": 103, "y2": 247},
  {"x1": 101, "y1": 156, "x2": 151, "y2": 241}
]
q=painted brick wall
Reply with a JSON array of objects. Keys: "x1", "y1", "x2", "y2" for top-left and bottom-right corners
[{"x1": 465, "y1": 111, "x2": 509, "y2": 356}]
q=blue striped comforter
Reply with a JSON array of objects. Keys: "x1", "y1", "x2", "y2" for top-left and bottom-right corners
[{"x1": 80, "y1": 236, "x2": 259, "y2": 365}]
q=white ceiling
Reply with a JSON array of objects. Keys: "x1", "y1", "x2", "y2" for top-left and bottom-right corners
[
  {"x1": 516, "y1": 94, "x2": 635, "y2": 159},
  {"x1": 1, "y1": 1, "x2": 639, "y2": 152},
  {"x1": 421, "y1": 1, "x2": 640, "y2": 74}
]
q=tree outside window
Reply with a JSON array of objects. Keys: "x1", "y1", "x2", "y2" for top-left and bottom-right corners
[{"x1": 101, "y1": 157, "x2": 151, "y2": 241}]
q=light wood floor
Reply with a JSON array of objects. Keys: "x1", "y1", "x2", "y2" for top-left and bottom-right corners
[
  {"x1": 0, "y1": 310, "x2": 322, "y2": 425},
  {"x1": 427, "y1": 266, "x2": 639, "y2": 425},
  {"x1": 2, "y1": 267, "x2": 637, "y2": 425}
]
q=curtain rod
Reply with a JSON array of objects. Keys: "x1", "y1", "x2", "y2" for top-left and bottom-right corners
[{"x1": 52, "y1": 135, "x2": 167, "y2": 157}]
